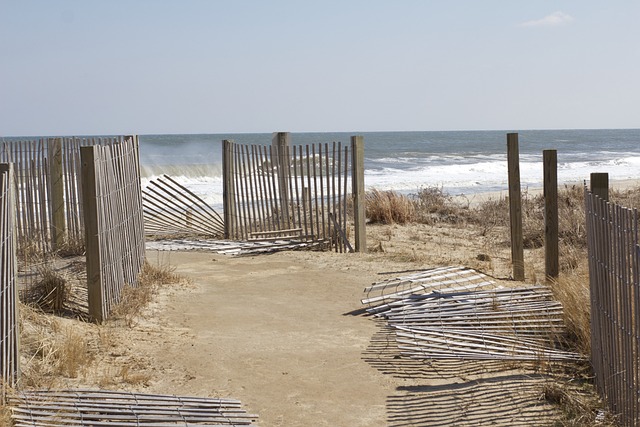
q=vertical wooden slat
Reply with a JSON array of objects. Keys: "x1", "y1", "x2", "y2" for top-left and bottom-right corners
[
  {"x1": 336, "y1": 141, "x2": 343, "y2": 253},
  {"x1": 342, "y1": 144, "x2": 349, "y2": 251},
  {"x1": 222, "y1": 140, "x2": 236, "y2": 240},
  {"x1": 330, "y1": 142, "x2": 337, "y2": 252},
  {"x1": 305, "y1": 145, "x2": 314, "y2": 239},
  {"x1": 268, "y1": 145, "x2": 280, "y2": 234},
  {"x1": 316, "y1": 144, "x2": 325, "y2": 242},
  {"x1": 251, "y1": 145, "x2": 267, "y2": 232},
  {"x1": 49, "y1": 138, "x2": 66, "y2": 250},
  {"x1": 261, "y1": 145, "x2": 276, "y2": 232},
  {"x1": 292, "y1": 145, "x2": 302, "y2": 235}
]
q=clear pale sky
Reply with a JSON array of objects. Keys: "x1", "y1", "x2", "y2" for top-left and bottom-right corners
[{"x1": 1, "y1": 1, "x2": 638, "y2": 136}]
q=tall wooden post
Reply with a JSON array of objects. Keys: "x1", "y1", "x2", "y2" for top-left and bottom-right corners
[
  {"x1": 507, "y1": 133, "x2": 525, "y2": 281},
  {"x1": 544, "y1": 149, "x2": 559, "y2": 281},
  {"x1": 591, "y1": 172, "x2": 609, "y2": 201},
  {"x1": 49, "y1": 138, "x2": 66, "y2": 250},
  {"x1": 351, "y1": 136, "x2": 366, "y2": 253},
  {"x1": 222, "y1": 140, "x2": 236, "y2": 239},
  {"x1": 81, "y1": 145, "x2": 104, "y2": 323},
  {"x1": 272, "y1": 132, "x2": 291, "y2": 228}
]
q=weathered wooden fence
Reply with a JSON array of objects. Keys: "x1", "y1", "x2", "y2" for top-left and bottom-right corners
[
  {"x1": 0, "y1": 163, "x2": 19, "y2": 402},
  {"x1": 585, "y1": 186, "x2": 640, "y2": 426},
  {"x1": 81, "y1": 137, "x2": 145, "y2": 322},
  {"x1": 0, "y1": 136, "x2": 130, "y2": 255},
  {"x1": 223, "y1": 134, "x2": 366, "y2": 253}
]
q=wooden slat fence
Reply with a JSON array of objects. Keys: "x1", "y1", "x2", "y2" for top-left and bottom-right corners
[
  {"x1": 0, "y1": 163, "x2": 19, "y2": 403},
  {"x1": 362, "y1": 266, "x2": 583, "y2": 362},
  {"x1": 9, "y1": 389, "x2": 258, "y2": 426},
  {"x1": 585, "y1": 187, "x2": 640, "y2": 426},
  {"x1": 0, "y1": 136, "x2": 129, "y2": 255},
  {"x1": 143, "y1": 174, "x2": 224, "y2": 237},
  {"x1": 223, "y1": 138, "x2": 354, "y2": 252},
  {"x1": 81, "y1": 137, "x2": 145, "y2": 323}
]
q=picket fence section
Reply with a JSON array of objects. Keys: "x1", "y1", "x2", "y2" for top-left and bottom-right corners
[
  {"x1": 81, "y1": 138, "x2": 145, "y2": 322},
  {"x1": 223, "y1": 135, "x2": 362, "y2": 253},
  {"x1": 0, "y1": 163, "x2": 19, "y2": 402},
  {"x1": 585, "y1": 188, "x2": 640, "y2": 426},
  {"x1": 0, "y1": 136, "x2": 129, "y2": 255}
]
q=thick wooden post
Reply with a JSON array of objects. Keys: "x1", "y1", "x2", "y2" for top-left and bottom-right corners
[
  {"x1": 544, "y1": 149, "x2": 559, "y2": 281},
  {"x1": 49, "y1": 138, "x2": 66, "y2": 250},
  {"x1": 591, "y1": 172, "x2": 609, "y2": 201},
  {"x1": 81, "y1": 145, "x2": 104, "y2": 323},
  {"x1": 351, "y1": 136, "x2": 366, "y2": 253},
  {"x1": 507, "y1": 133, "x2": 525, "y2": 281},
  {"x1": 222, "y1": 140, "x2": 236, "y2": 239},
  {"x1": 272, "y1": 132, "x2": 291, "y2": 227}
]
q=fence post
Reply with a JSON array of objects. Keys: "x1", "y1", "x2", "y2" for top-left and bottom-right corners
[
  {"x1": 222, "y1": 140, "x2": 236, "y2": 239},
  {"x1": 272, "y1": 132, "x2": 291, "y2": 227},
  {"x1": 544, "y1": 149, "x2": 559, "y2": 281},
  {"x1": 507, "y1": 133, "x2": 525, "y2": 281},
  {"x1": 351, "y1": 135, "x2": 366, "y2": 253},
  {"x1": 591, "y1": 172, "x2": 609, "y2": 201},
  {"x1": 80, "y1": 145, "x2": 104, "y2": 323},
  {"x1": 49, "y1": 138, "x2": 66, "y2": 250}
]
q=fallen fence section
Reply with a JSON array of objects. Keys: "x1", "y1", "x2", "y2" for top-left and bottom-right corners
[
  {"x1": 9, "y1": 389, "x2": 258, "y2": 426},
  {"x1": 0, "y1": 163, "x2": 19, "y2": 402},
  {"x1": 362, "y1": 266, "x2": 583, "y2": 362},
  {"x1": 143, "y1": 174, "x2": 224, "y2": 238},
  {"x1": 146, "y1": 238, "x2": 326, "y2": 256}
]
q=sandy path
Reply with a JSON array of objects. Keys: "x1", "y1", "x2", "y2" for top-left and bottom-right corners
[{"x1": 144, "y1": 250, "x2": 399, "y2": 426}]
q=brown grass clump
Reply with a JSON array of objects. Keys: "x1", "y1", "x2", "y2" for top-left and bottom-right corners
[
  {"x1": 18, "y1": 304, "x2": 94, "y2": 387},
  {"x1": 548, "y1": 266, "x2": 591, "y2": 356},
  {"x1": 366, "y1": 189, "x2": 415, "y2": 224},
  {"x1": 23, "y1": 266, "x2": 69, "y2": 313},
  {"x1": 543, "y1": 381, "x2": 615, "y2": 426}
]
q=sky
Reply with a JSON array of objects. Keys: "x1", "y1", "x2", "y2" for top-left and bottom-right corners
[{"x1": 1, "y1": 1, "x2": 639, "y2": 136}]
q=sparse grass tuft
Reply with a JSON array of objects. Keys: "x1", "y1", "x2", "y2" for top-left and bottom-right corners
[
  {"x1": 112, "y1": 261, "x2": 181, "y2": 326},
  {"x1": 55, "y1": 327, "x2": 93, "y2": 378}
]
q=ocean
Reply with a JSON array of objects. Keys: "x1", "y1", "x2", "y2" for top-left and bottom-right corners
[{"x1": 139, "y1": 129, "x2": 640, "y2": 210}]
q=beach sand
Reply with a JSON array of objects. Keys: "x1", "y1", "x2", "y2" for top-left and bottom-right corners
[
  {"x1": 25, "y1": 182, "x2": 640, "y2": 425},
  {"x1": 34, "y1": 218, "x2": 565, "y2": 426}
]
